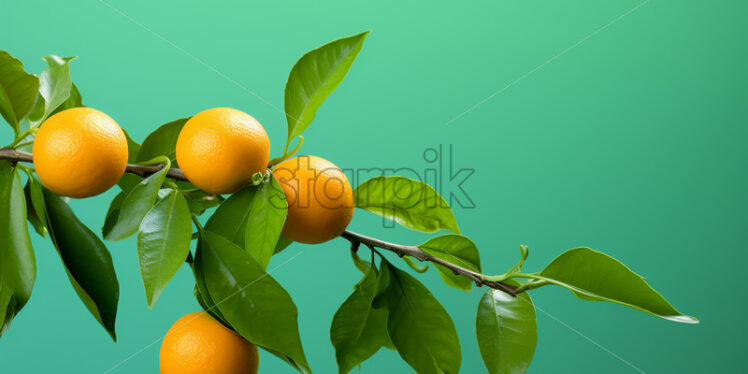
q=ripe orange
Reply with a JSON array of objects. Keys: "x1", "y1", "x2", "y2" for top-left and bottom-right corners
[
  {"x1": 159, "y1": 312, "x2": 259, "y2": 374},
  {"x1": 273, "y1": 155, "x2": 354, "y2": 244},
  {"x1": 176, "y1": 108, "x2": 270, "y2": 194},
  {"x1": 32, "y1": 107, "x2": 128, "y2": 198}
]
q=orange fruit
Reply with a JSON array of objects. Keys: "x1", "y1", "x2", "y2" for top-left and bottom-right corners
[
  {"x1": 32, "y1": 107, "x2": 128, "y2": 198},
  {"x1": 176, "y1": 108, "x2": 270, "y2": 194},
  {"x1": 273, "y1": 155, "x2": 354, "y2": 244},
  {"x1": 159, "y1": 312, "x2": 259, "y2": 374}
]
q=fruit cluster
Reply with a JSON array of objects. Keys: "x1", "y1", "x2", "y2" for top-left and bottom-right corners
[{"x1": 34, "y1": 106, "x2": 354, "y2": 245}]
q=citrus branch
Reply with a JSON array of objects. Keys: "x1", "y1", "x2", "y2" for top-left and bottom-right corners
[
  {"x1": 0, "y1": 147, "x2": 520, "y2": 296},
  {"x1": 340, "y1": 230, "x2": 519, "y2": 296},
  {"x1": 0, "y1": 148, "x2": 187, "y2": 180}
]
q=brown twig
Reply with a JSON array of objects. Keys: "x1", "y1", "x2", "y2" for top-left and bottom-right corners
[
  {"x1": 0, "y1": 148, "x2": 188, "y2": 181},
  {"x1": 340, "y1": 230, "x2": 519, "y2": 296},
  {"x1": 1, "y1": 147, "x2": 519, "y2": 296}
]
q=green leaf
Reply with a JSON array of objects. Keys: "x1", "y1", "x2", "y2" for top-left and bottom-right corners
[
  {"x1": 184, "y1": 190, "x2": 223, "y2": 216},
  {"x1": 199, "y1": 230, "x2": 312, "y2": 373},
  {"x1": 284, "y1": 31, "x2": 369, "y2": 148},
  {"x1": 507, "y1": 245, "x2": 529, "y2": 274},
  {"x1": 116, "y1": 174, "x2": 143, "y2": 194},
  {"x1": 0, "y1": 161, "x2": 36, "y2": 336},
  {"x1": 50, "y1": 83, "x2": 83, "y2": 116},
  {"x1": 331, "y1": 264, "x2": 391, "y2": 374},
  {"x1": 418, "y1": 234, "x2": 481, "y2": 292},
  {"x1": 122, "y1": 128, "x2": 140, "y2": 163},
  {"x1": 375, "y1": 260, "x2": 461, "y2": 374},
  {"x1": 104, "y1": 166, "x2": 169, "y2": 241},
  {"x1": 538, "y1": 247, "x2": 698, "y2": 323},
  {"x1": 476, "y1": 287, "x2": 537, "y2": 374},
  {"x1": 112, "y1": 128, "x2": 142, "y2": 192},
  {"x1": 191, "y1": 242, "x2": 227, "y2": 325},
  {"x1": 27, "y1": 55, "x2": 76, "y2": 127},
  {"x1": 136, "y1": 117, "x2": 189, "y2": 165},
  {"x1": 101, "y1": 191, "x2": 126, "y2": 238},
  {"x1": 43, "y1": 188, "x2": 119, "y2": 340},
  {"x1": 354, "y1": 176, "x2": 460, "y2": 233},
  {"x1": 245, "y1": 174, "x2": 287, "y2": 269},
  {"x1": 274, "y1": 235, "x2": 293, "y2": 255},
  {"x1": 23, "y1": 175, "x2": 48, "y2": 237},
  {"x1": 350, "y1": 250, "x2": 372, "y2": 275},
  {"x1": 205, "y1": 186, "x2": 257, "y2": 248},
  {"x1": 137, "y1": 189, "x2": 192, "y2": 307},
  {"x1": 0, "y1": 51, "x2": 39, "y2": 134}
]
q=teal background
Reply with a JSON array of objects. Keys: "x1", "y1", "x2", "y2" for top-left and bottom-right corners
[{"x1": 2, "y1": 0, "x2": 747, "y2": 372}]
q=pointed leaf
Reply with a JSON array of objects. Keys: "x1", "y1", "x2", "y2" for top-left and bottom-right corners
[
  {"x1": 136, "y1": 117, "x2": 189, "y2": 165},
  {"x1": 137, "y1": 189, "x2": 192, "y2": 307},
  {"x1": 205, "y1": 186, "x2": 257, "y2": 247},
  {"x1": 0, "y1": 161, "x2": 36, "y2": 336},
  {"x1": 27, "y1": 55, "x2": 76, "y2": 127},
  {"x1": 375, "y1": 260, "x2": 461, "y2": 374},
  {"x1": 418, "y1": 234, "x2": 481, "y2": 292},
  {"x1": 476, "y1": 287, "x2": 537, "y2": 374},
  {"x1": 245, "y1": 175, "x2": 287, "y2": 269},
  {"x1": 199, "y1": 230, "x2": 311, "y2": 373},
  {"x1": 284, "y1": 31, "x2": 369, "y2": 146},
  {"x1": 105, "y1": 166, "x2": 169, "y2": 241},
  {"x1": 43, "y1": 188, "x2": 119, "y2": 340},
  {"x1": 0, "y1": 51, "x2": 39, "y2": 134},
  {"x1": 538, "y1": 247, "x2": 698, "y2": 323},
  {"x1": 331, "y1": 264, "x2": 391, "y2": 374},
  {"x1": 354, "y1": 176, "x2": 459, "y2": 233}
]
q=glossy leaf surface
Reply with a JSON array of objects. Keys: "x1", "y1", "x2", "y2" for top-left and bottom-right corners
[
  {"x1": 284, "y1": 31, "x2": 368, "y2": 147},
  {"x1": 43, "y1": 188, "x2": 119, "y2": 340},
  {"x1": 375, "y1": 260, "x2": 461, "y2": 374},
  {"x1": 418, "y1": 234, "x2": 481, "y2": 292},
  {"x1": 27, "y1": 55, "x2": 76, "y2": 127},
  {"x1": 330, "y1": 264, "x2": 390, "y2": 374},
  {"x1": 192, "y1": 241, "x2": 227, "y2": 325},
  {"x1": 24, "y1": 175, "x2": 47, "y2": 237},
  {"x1": 104, "y1": 166, "x2": 168, "y2": 241},
  {"x1": 137, "y1": 189, "x2": 192, "y2": 307},
  {"x1": 205, "y1": 186, "x2": 257, "y2": 247},
  {"x1": 354, "y1": 176, "x2": 459, "y2": 233},
  {"x1": 539, "y1": 247, "x2": 698, "y2": 323},
  {"x1": 136, "y1": 117, "x2": 189, "y2": 164},
  {"x1": 199, "y1": 230, "x2": 311, "y2": 373},
  {"x1": 476, "y1": 287, "x2": 537, "y2": 374},
  {"x1": 0, "y1": 162, "x2": 36, "y2": 336},
  {"x1": 244, "y1": 175, "x2": 287, "y2": 269},
  {"x1": 0, "y1": 50, "x2": 39, "y2": 133}
]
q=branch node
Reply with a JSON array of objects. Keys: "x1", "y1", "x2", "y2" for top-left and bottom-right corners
[{"x1": 350, "y1": 241, "x2": 361, "y2": 253}]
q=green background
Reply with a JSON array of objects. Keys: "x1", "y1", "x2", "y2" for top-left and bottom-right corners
[{"x1": 2, "y1": 0, "x2": 746, "y2": 372}]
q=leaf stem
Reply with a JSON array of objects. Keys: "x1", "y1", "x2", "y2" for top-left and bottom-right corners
[
  {"x1": 9, "y1": 127, "x2": 38, "y2": 148},
  {"x1": 268, "y1": 135, "x2": 304, "y2": 167},
  {"x1": 402, "y1": 256, "x2": 429, "y2": 273}
]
